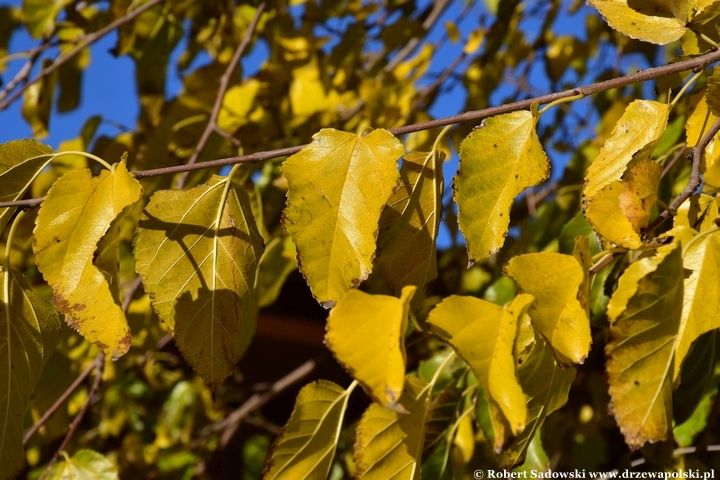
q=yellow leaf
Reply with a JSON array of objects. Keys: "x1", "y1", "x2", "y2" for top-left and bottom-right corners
[
  {"x1": 587, "y1": 0, "x2": 688, "y2": 45},
  {"x1": 218, "y1": 79, "x2": 261, "y2": 132},
  {"x1": 504, "y1": 244, "x2": 591, "y2": 364},
  {"x1": 444, "y1": 21, "x2": 460, "y2": 43},
  {"x1": 464, "y1": 27, "x2": 484, "y2": 54},
  {"x1": 376, "y1": 151, "x2": 443, "y2": 306},
  {"x1": 507, "y1": 334, "x2": 575, "y2": 467},
  {"x1": 33, "y1": 160, "x2": 142, "y2": 359},
  {"x1": 21, "y1": 58, "x2": 56, "y2": 139},
  {"x1": 428, "y1": 294, "x2": 532, "y2": 437},
  {"x1": 584, "y1": 100, "x2": 668, "y2": 199},
  {"x1": 282, "y1": 128, "x2": 404, "y2": 307},
  {"x1": 0, "y1": 139, "x2": 54, "y2": 234},
  {"x1": 668, "y1": 227, "x2": 720, "y2": 382},
  {"x1": 257, "y1": 235, "x2": 297, "y2": 309},
  {"x1": 325, "y1": 286, "x2": 415, "y2": 410},
  {"x1": 686, "y1": 89, "x2": 718, "y2": 148},
  {"x1": 619, "y1": 160, "x2": 663, "y2": 231},
  {"x1": 0, "y1": 268, "x2": 60, "y2": 478},
  {"x1": 454, "y1": 111, "x2": 550, "y2": 264},
  {"x1": 354, "y1": 376, "x2": 431, "y2": 479},
  {"x1": 134, "y1": 175, "x2": 264, "y2": 391},
  {"x1": 606, "y1": 243, "x2": 684, "y2": 450},
  {"x1": 674, "y1": 194, "x2": 719, "y2": 232},
  {"x1": 585, "y1": 161, "x2": 662, "y2": 249},
  {"x1": 290, "y1": 60, "x2": 330, "y2": 117},
  {"x1": 264, "y1": 380, "x2": 352, "y2": 479}
]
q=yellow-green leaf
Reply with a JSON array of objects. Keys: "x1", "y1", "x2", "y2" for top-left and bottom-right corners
[
  {"x1": 325, "y1": 286, "x2": 415, "y2": 410},
  {"x1": 21, "y1": 0, "x2": 72, "y2": 38},
  {"x1": 428, "y1": 294, "x2": 532, "y2": 437},
  {"x1": 33, "y1": 160, "x2": 142, "y2": 359},
  {"x1": 587, "y1": 0, "x2": 688, "y2": 45},
  {"x1": 506, "y1": 335, "x2": 576, "y2": 466},
  {"x1": 0, "y1": 139, "x2": 54, "y2": 234},
  {"x1": 707, "y1": 66, "x2": 720, "y2": 118},
  {"x1": 264, "y1": 380, "x2": 352, "y2": 479},
  {"x1": 606, "y1": 242, "x2": 684, "y2": 450},
  {"x1": 584, "y1": 100, "x2": 668, "y2": 199},
  {"x1": 669, "y1": 227, "x2": 720, "y2": 382},
  {"x1": 376, "y1": 151, "x2": 443, "y2": 306},
  {"x1": 686, "y1": 89, "x2": 718, "y2": 148},
  {"x1": 504, "y1": 239, "x2": 591, "y2": 363},
  {"x1": 282, "y1": 128, "x2": 404, "y2": 307},
  {"x1": 674, "y1": 194, "x2": 719, "y2": 232},
  {"x1": 134, "y1": 175, "x2": 264, "y2": 392},
  {"x1": 355, "y1": 376, "x2": 431, "y2": 479},
  {"x1": 21, "y1": 58, "x2": 56, "y2": 138},
  {"x1": 454, "y1": 111, "x2": 550, "y2": 264},
  {"x1": 45, "y1": 449, "x2": 119, "y2": 480},
  {"x1": 257, "y1": 235, "x2": 297, "y2": 309},
  {"x1": 0, "y1": 268, "x2": 60, "y2": 478}
]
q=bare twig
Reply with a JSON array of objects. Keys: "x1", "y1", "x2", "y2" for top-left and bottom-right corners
[
  {"x1": 177, "y1": 2, "x2": 266, "y2": 188},
  {"x1": 647, "y1": 117, "x2": 720, "y2": 232},
  {"x1": 660, "y1": 143, "x2": 688, "y2": 179},
  {"x1": 40, "y1": 352, "x2": 105, "y2": 477},
  {"x1": 4, "y1": 48, "x2": 720, "y2": 210},
  {"x1": 0, "y1": 0, "x2": 165, "y2": 112},
  {"x1": 0, "y1": 42, "x2": 46, "y2": 103}
]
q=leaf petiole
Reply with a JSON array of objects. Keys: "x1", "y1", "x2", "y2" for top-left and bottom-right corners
[
  {"x1": 670, "y1": 70, "x2": 704, "y2": 109},
  {"x1": 537, "y1": 93, "x2": 584, "y2": 118}
]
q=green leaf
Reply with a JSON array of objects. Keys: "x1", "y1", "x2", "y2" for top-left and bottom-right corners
[
  {"x1": 606, "y1": 242, "x2": 684, "y2": 450},
  {"x1": 587, "y1": 0, "x2": 688, "y2": 45},
  {"x1": 0, "y1": 139, "x2": 54, "y2": 234},
  {"x1": 282, "y1": 128, "x2": 404, "y2": 307},
  {"x1": 263, "y1": 380, "x2": 352, "y2": 479},
  {"x1": 355, "y1": 376, "x2": 431, "y2": 479},
  {"x1": 376, "y1": 150, "x2": 443, "y2": 307},
  {"x1": 428, "y1": 294, "x2": 532, "y2": 442},
  {"x1": 325, "y1": 286, "x2": 415, "y2": 410},
  {"x1": 506, "y1": 335, "x2": 576, "y2": 466},
  {"x1": 513, "y1": 428, "x2": 550, "y2": 473},
  {"x1": 134, "y1": 175, "x2": 264, "y2": 392},
  {"x1": 154, "y1": 381, "x2": 196, "y2": 448},
  {"x1": 0, "y1": 267, "x2": 60, "y2": 478},
  {"x1": 584, "y1": 100, "x2": 668, "y2": 200},
  {"x1": 505, "y1": 237, "x2": 591, "y2": 364},
  {"x1": 454, "y1": 111, "x2": 550, "y2": 264},
  {"x1": 45, "y1": 449, "x2": 119, "y2": 480},
  {"x1": 33, "y1": 160, "x2": 143, "y2": 359}
]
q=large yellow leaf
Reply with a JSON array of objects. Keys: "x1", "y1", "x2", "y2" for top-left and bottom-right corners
[
  {"x1": 505, "y1": 242, "x2": 591, "y2": 364},
  {"x1": 45, "y1": 449, "x2": 119, "y2": 480},
  {"x1": 584, "y1": 100, "x2": 668, "y2": 199},
  {"x1": 606, "y1": 242, "x2": 684, "y2": 450},
  {"x1": 134, "y1": 175, "x2": 264, "y2": 391},
  {"x1": 454, "y1": 111, "x2": 550, "y2": 264},
  {"x1": 506, "y1": 335, "x2": 576, "y2": 466},
  {"x1": 33, "y1": 161, "x2": 143, "y2": 359},
  {"x1": 0, "y1": 139, "x2": 54, "y2": 234},
  {"x1": 282, "y1": 128, "x2": 404, "y2": 307},
  {"x1": 264, "y1": 380, "x2": 352, "y2": 479},
  {"x1": 376, "y1": 150, "x2": 443, "y2": 306},
  {"x1": 427, "y1": 294, "x2": 532, "y2": 436},
  {"x1": 0, "y1": 268, "x2": 60, "y2": 478},
  {"x1": 668, "y1": 227, "x2": 720, "y2": 382},
  {"x1": 585, "y1": 161, "x2": 662, "y2": 249},
  {"x1": 354, "y1": 376, "x2": 431, "y2": 480},
  {"x1": 587, "y1": 0, "x2": 688, "y2": 45},
  {"x1": 325, "y1": 286, "x2": 415, "y2": 410}
]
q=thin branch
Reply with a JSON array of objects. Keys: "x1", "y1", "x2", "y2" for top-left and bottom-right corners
[
  {"x1": 4, "y1": 48, "x2": 720, "y2": 210},
  {"x1": 177, "y1": 2, "x2": 266, "y2": 188},
  {"x1": 0, "y1": 0, "x2": 165, "y2": 112},
  {"x1": 0, "y1": 41, "x2": 46, "y2": 103},
  {"x1": 647, "y1": 117, "x2": 720, "y2": 232},
  {"x1": 40, "y1": 352, "x2": 105, "y2": 477}
]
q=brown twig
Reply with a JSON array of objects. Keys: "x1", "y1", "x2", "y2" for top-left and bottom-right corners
[
  {"x1": 176, "y1": 2, "x2": 266, "y2": 188},
  {"x1": 0, "y1": 0, "x2": 165, "y2": 112},
  {"x1": 647, "y1": 117, "x2": 720, "y2": 233},
  {"x1": 4, "y1": 48, "x2": 720, "y2": 210},
  {"x1": 660, "y1": 143, "x2": 687, "y2": 179},
  {"x1": 40, "y1": 352, "x2": 105, "y2": 477},
  {"x1": 0, "y1": 42, "x2": 47, "y2": 103}
]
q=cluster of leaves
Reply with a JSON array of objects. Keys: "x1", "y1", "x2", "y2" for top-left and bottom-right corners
[{"x1": 4, "y1": 0, "x2": 720, "y2": 479}]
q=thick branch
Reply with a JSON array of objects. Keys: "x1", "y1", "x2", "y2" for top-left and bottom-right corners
[
  {"x1": 177, "y1": 2, "x2": 266, "y2": 188},
  {"x1": 3, "y1": 47, "x2": 720, "y2": 210},
  {"x1": 0, "y1": 0, "x2": 165, "y2": 112}
]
